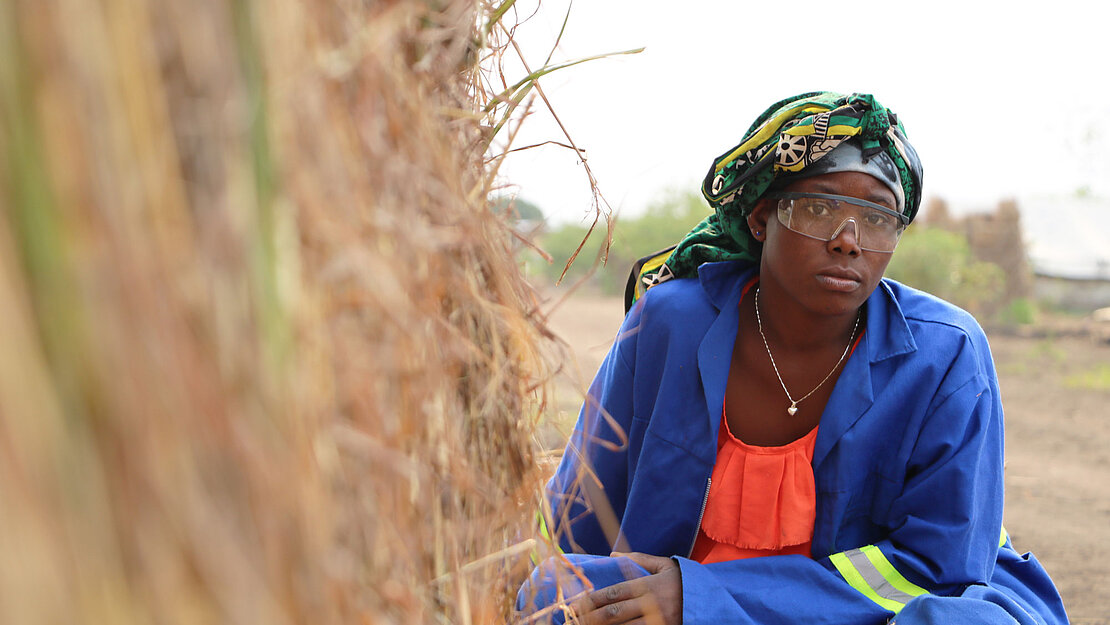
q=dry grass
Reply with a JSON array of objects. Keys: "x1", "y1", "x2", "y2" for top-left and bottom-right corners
[{"x1": 0, "y1": 0, "x2": 572, "y2": 622}]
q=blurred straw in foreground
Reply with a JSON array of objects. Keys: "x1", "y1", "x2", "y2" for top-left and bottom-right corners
[{"x1": 0, "y1": 0, "x2": 558, "y2": 622}]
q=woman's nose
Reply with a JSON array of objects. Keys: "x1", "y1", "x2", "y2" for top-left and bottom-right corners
[{"x1": 827, "y1": 218, "x2": 862, "y2": 256}]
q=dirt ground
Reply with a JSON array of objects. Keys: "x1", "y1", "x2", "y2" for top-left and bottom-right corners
[{"x1": 540, "y1": 290, "x2": 1110, "y2": 624}]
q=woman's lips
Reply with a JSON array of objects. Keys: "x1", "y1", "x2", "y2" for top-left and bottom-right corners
[{"x1": 816, "y1": 273, "x2": 862, "y2": 292}]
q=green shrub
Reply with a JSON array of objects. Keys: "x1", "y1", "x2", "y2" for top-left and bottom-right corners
[
  {"x1": 1065, "y1": 364, "x2": 1110, "y2": 390},
  {"x1": 996, "y1": 297, "x2": 1039, "y2": 326}
]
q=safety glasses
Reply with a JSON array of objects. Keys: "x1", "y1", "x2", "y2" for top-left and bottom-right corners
[{"x1": 768, "y1": 192, "x2": 908, "y2": 253}]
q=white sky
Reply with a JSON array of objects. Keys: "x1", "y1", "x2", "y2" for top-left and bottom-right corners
[{"x1": 493, "y1": 0, "x2": 1110, "y2": 225}]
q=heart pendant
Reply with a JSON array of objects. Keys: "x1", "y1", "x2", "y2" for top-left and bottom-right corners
[{"x1": 787, "y1": 404, "x2": 798, "y2": 416}]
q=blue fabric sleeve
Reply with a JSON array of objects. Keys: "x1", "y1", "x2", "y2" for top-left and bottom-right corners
[
  {"x1": 545, "y1": 303, "x2": 641, "y2": 555},
  {"x1": 676, "y1": 555, "x2": 889, "y2": 624},
  {"x1": 877, "y1": 371, "x2": 1005, "y2": 591},
  {"x1": 894, "y1": 588, "x2": 1043, "y2": 625},
  {"x1": 982, "y1": 539, "x2": 1069, "y2": 625},
  {"x1": 516, "y1": 555, "x2": 651, "y2": 625}
]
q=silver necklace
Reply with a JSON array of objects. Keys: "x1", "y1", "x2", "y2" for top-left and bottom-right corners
[{"x1": 754, "y1": 287, "x2": 860, "y2": 416}]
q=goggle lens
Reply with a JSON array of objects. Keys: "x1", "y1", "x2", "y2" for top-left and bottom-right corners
[{"x1": 771, "y1": 192, "x2": 906, "y2": 253}]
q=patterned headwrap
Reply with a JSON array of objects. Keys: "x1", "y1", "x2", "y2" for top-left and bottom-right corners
[{"x1": 633, "y1": 92, "x2": 923, "y2": 301}]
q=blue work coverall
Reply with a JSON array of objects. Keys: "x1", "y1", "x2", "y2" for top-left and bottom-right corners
[{"x1": 529, "y1": 261, "x2": 1067, "y2": 624}]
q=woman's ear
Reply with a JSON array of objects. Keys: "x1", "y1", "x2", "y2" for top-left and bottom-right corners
[{"x1": 748, "y1": 198, "x2": 774, "y2": 242}]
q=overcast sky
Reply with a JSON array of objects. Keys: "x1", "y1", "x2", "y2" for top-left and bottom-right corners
[{"x1": 493, "y1": 0, "x2": 1110, "y2": 225}]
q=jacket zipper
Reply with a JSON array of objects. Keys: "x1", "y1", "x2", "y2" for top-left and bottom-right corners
[{"x1": 686, "y1": 477, "x2": 711, "y2": 558}]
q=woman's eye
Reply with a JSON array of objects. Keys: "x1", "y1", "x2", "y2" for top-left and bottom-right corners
[
  {"x1": 866, "y1": 212, "x2": 894, "y2": 227},
  {"x1": 803, "y1": 201, "x2": 834, "y2": 217}
]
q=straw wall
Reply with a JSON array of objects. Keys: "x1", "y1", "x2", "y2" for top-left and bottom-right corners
[{"x1": 0, "y1": 0, "x2": 551, "y2": 622}]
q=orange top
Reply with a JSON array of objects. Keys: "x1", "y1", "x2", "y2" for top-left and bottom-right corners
[
  {"x1": 689, "y1": 277, "x2": 863, "y2": 564},
  {"x1": 690, "y1": 412, "x2": 818, "y2": 563}
]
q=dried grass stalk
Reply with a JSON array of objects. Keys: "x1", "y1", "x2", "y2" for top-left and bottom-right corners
[{"x1": 0, "y1": 0, "x2": 555, "y2": 622}]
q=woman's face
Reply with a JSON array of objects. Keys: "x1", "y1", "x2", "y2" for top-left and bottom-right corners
[{"x1": 748, "y1": 171, "x2": 899, "y2": 317}]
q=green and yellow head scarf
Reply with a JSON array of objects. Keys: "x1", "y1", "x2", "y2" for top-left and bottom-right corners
[{"x1": 632, "y1": 91, "x2": 923, "y2": 302}]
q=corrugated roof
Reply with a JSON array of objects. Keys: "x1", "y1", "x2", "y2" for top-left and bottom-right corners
[{"x1": 1018, "y1": 195, "x2": 1109, "y2": 280}]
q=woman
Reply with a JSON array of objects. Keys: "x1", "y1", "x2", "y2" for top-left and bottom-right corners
[{"x1": 518, "y1": 92, "x2": 1068, "y2": 625}]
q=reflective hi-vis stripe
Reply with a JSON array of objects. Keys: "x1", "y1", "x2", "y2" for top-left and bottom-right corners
[
  {"x1": 531, "y1": 510, "x2": 564, "y2": 565},
  {"x1": 829, "y1": 545, "x2": 928, "y2": 613}
]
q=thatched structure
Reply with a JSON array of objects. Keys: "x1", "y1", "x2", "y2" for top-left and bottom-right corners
[{"x1": 0, "y1": 0, "x2": 555, "y2": 622}]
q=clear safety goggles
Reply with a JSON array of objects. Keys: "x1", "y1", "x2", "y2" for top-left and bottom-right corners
[{"x1": 768, "y1": 192, "x2": 908, "y2": 253}]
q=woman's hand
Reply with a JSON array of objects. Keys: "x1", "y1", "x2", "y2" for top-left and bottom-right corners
[{"x1": 569, "y1": 552, "x2": 682, "y2": 625}]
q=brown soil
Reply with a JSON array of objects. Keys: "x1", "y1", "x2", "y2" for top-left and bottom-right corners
[{"x1": 541, "y1": 290, "x2": 1110, "y2": 624}]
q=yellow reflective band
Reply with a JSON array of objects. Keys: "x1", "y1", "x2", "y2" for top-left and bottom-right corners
[
  {"x1": 830, "y1": 551, "x2": 905, "y2": 613},
  {"x1": 537, "y1": 510, "x2": 552, "y2": 541},
  {"x1": 830, "y1": 545, "x2": 928, "y2": 614},
  {"x1": 861, "y1": 545, "x2": 929, "y2": 600},
  {"x1": 531, "y1": 510, "x2": 564, "y2": 565},
  {"x1": 999, "y1": 525, "x2": 1008, "y2": 548}
]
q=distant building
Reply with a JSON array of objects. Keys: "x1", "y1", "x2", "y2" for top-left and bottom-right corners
[
  {"x1": 963, "y1": 199, "x2": 1034, "y2": 300},
  {"x1": 938, "y1": 195, "x2": 1110, "y2": 312},
  {"x1": 1018, "y1": 195, "x2": 1110, "y2": 312}
]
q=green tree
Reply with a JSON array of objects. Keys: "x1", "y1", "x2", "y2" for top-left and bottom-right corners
[
  {"x1": 492, "y1": 195, "x2": 544, "y2": 222},
  {"x1": 530, "y1": 190, "x2": 709, "y2": 294}
]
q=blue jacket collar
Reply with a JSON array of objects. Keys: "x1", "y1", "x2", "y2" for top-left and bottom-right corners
[
  {"x1": 696, "y1": 261, "x2": 751, "y2": 311},
  {"x1": 867, "y1": 279, "x2": 918, "y2": 362}
]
